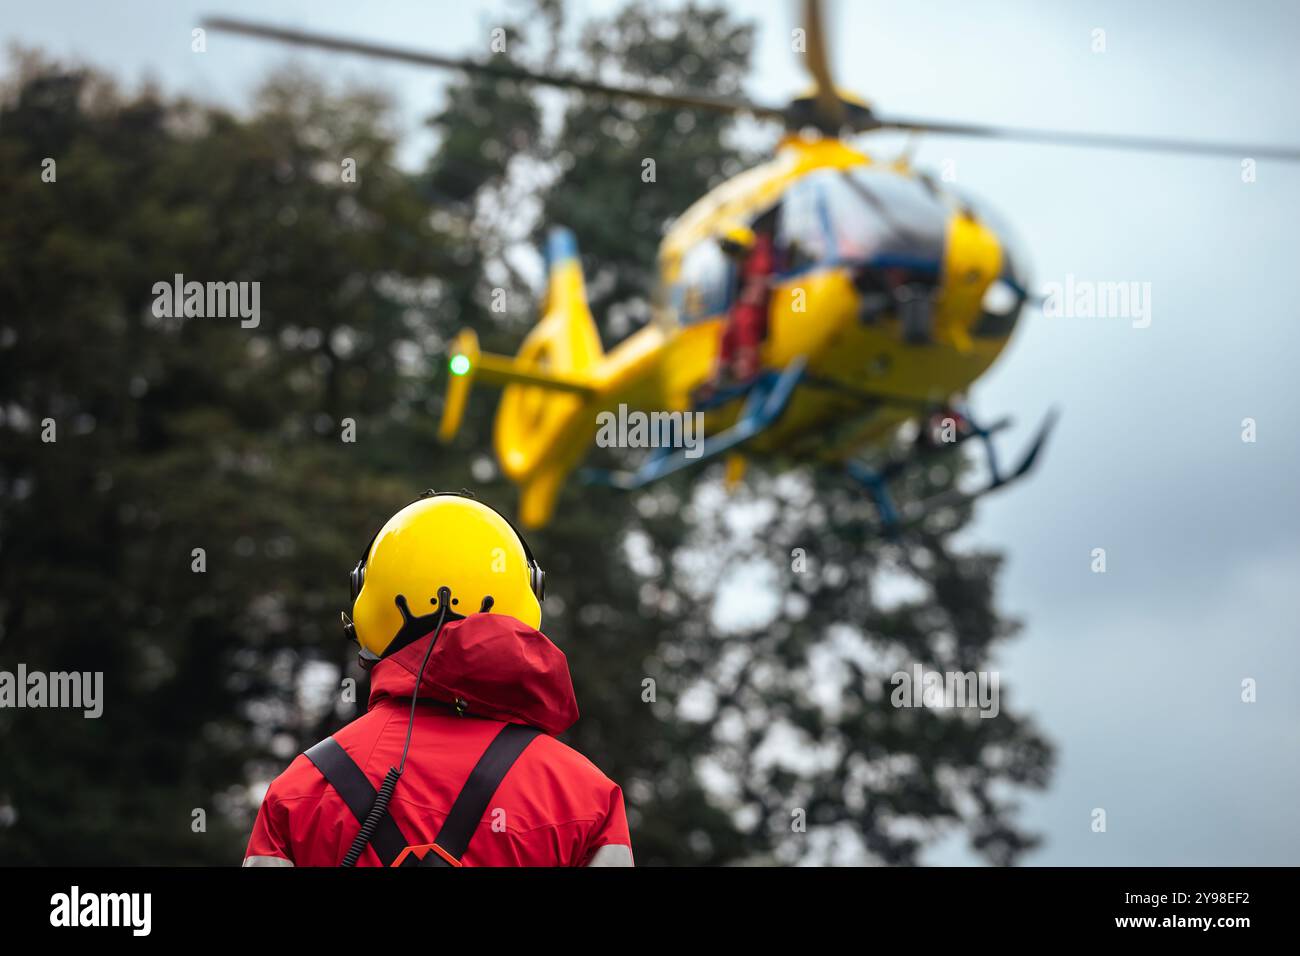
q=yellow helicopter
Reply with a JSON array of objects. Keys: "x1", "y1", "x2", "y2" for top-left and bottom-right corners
[{"x1": 206, "y1": 2, "x2": 1300, "y2": 532}]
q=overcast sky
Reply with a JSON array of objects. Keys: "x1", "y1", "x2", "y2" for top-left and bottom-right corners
[{"x1": 6, "y1": 0, "x2": 1298, "y2": 865}]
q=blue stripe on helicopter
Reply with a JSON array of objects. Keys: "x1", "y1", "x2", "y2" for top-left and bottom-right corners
[
  {"x1": 774, "y1": 253, "x2": 944, "y2": 282},
  {"x1": 545, "y1": 227, "x2": 579, "y2": 269}
]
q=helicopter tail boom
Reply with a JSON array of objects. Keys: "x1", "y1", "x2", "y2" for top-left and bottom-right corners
[{"x1": 438, "y1": 227, "x2": 609, "y2": 527}]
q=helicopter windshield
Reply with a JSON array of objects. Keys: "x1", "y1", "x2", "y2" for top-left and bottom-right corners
[
  {"x1": 669, "y1": 168, "x2": 958, "y2": 324},
  {"x1": 671, "y1": 239, "x2": 736, "y2": 324},
  {"x1": 776, "y1": 167, "x2": 949, "y2": 274}
]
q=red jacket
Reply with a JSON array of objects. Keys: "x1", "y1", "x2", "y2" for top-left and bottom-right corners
[{"x1": 243, "y1": 614, "x2": 632, "y2": 867}]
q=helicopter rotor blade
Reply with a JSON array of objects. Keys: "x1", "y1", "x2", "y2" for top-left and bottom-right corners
[
  {"x1": 800, "y1": 0, "x2": 845, "y2": 129},
  {"x1": 201, "y1": 16, "x2": 786, "y2": 122},
  {"x1": 871, "y1": 114, "x2": 1300, "y2": 161}
]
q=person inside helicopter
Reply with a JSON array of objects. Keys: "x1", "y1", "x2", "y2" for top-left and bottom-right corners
[{"x1": 705, "y1": 209, "x2": 780, "y2": 394}]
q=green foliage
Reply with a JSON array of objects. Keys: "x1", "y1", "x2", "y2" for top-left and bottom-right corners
[
  {"x1": 0, "y1": 55, "x2": 458, "y2": 863},
  {"x1": 0, "y1": 0, "x2": 1051, "y2": 868},
  {"x1": 542, "y1": 2, "x2": 758, "y2": 332}
]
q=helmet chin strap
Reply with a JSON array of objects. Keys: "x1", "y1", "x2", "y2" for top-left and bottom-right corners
[{"x1": 340, "y1": 586, "x2": 453, "y2": 867}]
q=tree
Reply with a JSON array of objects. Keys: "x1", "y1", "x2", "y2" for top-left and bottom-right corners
[
  {"x1": 0, "y1": 54, "x2": 464, "y2": 862},
  {"x1": 0, "y1": 0, "x2": 1052, "y2": 867},
  {"x1": 430, "y1": 0, "x2": 1054, "y2": 865}
]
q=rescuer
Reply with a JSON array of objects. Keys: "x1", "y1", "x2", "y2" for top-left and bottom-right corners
[
  {"x1": 243, "y1": 490, "x2": 633, "y2": 867},
  {"x1": 713, "y1": 221, "x2": 776, "y2": 388}
]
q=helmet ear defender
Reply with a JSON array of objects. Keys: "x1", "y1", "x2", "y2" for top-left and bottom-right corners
[{"x1": 341, "y1": 489, "x2": 545, "y2": 659}]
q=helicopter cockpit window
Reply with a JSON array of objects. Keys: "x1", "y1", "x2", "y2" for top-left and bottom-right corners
[
  {"x1": 775, "y1": 174, "x2": 834, "y2": 272},
  {"x1": 774, "y1": 168, "x2": 950, "y2": 275},
  {"x1": 671, "y1": 238, "x2": 736, "y2": 324},
  {"x1": 825, "y1": 168, "x2": 949, "y2": 270}
]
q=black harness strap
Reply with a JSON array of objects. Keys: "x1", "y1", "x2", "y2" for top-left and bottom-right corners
[
  {"x1": 303, "y1": 737, "x2": 409, "y2": 867},
  {"x1": 417, "y1": 723, "x2": 543, "y2": 867}
]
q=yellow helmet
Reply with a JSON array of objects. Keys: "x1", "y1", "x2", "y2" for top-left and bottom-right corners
[
  {"x1": 717, "y1": 221, "x2": 756, "y2": 257},
  {"x1": 342, "y1": 491, "x2": 545, "y2": 661}
]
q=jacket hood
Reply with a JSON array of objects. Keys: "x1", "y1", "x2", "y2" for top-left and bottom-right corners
[{"x1": 367, "y1": 613, "x2": 579, "y2": 736}]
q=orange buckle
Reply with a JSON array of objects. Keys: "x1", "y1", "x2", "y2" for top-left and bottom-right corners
[{"x1": 391, "y1": 842, "x2": 463, "y2": 867}]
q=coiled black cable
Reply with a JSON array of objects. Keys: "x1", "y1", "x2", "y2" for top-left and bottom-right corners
[
  {"x1": 340, "y1": 767, "x2": 401, "y2": 867},
  {"x1": 340, "y1": 586, "x2": 452, "y2": 867}
]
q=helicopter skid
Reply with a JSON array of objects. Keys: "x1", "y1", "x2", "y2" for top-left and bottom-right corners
[{"x1": 846, "y1": 406, "x2": 1059, "y2": 538}]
